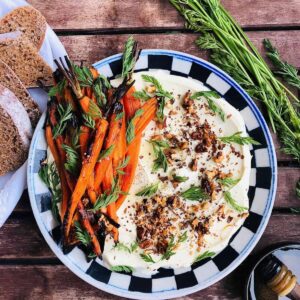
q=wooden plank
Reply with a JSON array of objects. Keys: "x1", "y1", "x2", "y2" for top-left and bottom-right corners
[
  {"x1": 0, "y1": 213, "x2": 299, "y2": 259},
  {"x1": 59, "y1": 31, "x2": 300, "y2": 69},
  {"x1": 28, "y1": 0, "x2": 300, "y2": 30},
  {"x1": 13, "y1": 167, "x2": 300, "y2": 213},
  {"x1": 0, "y1": 264, "x2": 242, "y2": 299}
]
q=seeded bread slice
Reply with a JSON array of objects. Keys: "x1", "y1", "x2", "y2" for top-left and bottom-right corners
[
  {"x1": 0, "y1": 84, "x2": 32, "y2": 176},
  {"x1": 0, "y1": 31, "x2": 53, "y2": 87},
  {"x1": 0, "y1": 59, "x2": 40, "y2": 126},
  {"x1": 0, "y1": 6, "x2": 47, "y2": 50}
]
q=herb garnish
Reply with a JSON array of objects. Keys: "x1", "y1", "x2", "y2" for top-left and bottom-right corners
[
  {"x1": 72, "y1": 64, "x2": 94, "y2": 87},
  {"x1": 181, "y1": 186, "x2": 208, "y2": 201},
  {"x1": 149, "y1": 139, "x2": 170, "y2": 172},
  {"x1": 161, "y1": 232, "x2": 188, "y2": 261},
  {"x1": 115, "y1": 111, "x2": 124, "y2": 121},
  {"x1": 87, "y1": 100, "x2": 102, "y2": 118},
  {"x1": 74, "y1": 221, "x2": 91, "y2": 246},
  {"x1": 82, "y1": 113, "x2": 95, "y2": 129},
  {"x1": 224, "y1": 191, "x2": 247, "y2": 212},
  {"x1": 52, "y1": 103, "x2": 73, "y2": 138},
  {"x1": 93, "y1": 75, "x2": 111, "y2": 108},
  {"x1": 194, "y1": 251, "x2": 215, "y2": 263},
  {"x1": 38, "y1": 162, "x2": 62, "y2": 222},
  {"x1": 126, "y1": 108, "x2": 144, "y2": 143},
  {"x1": 296, "y1": 179, "x2": 300, "y2": 199},
  {"x1": 61, "y1": 144, "x2": 80, "y2": 175},
  {"x1": 114, "y1": 241, "x2": 138, "y2": 253},
  {"x1": 172, "y1": 174, "x2": 189, "y2": 182},
  {"x1": 121, "y1": 36, "x2": 137, "y2": 79},
  {"x1": 141, "y1": 74, "x2": 173, "y2": 123},
  {"x1": 116, "y1": 156, "x2": 130, "y2": 175},
  {"x1": 140, "y1": 253, "x2": 156, "y2": 263},
  {"x1": 191, "y1": 91, "x2": 225, "y2": 121},
  {"x1": 48, "y1": 79, "x2": 66, "y2": 97},
  {"x1": 264, "y1": 39, "x2": 300, "y2": 90},
  {"x1": 218, "y1": 177, "x2": 240, "y2": 188},
  {"x1": 133, "y1": 90, "x2": 151, "y2": 101},
  {"x1": 136, "y1": 183, "x2": 159, "y2": 197},
  {"x1": 219, "y1": 132, "x2": 260, "y2": 145},
  {"x1": 98, "y1": 145, "x2": 115, "y2": 161},
  {"x1": 110, "y1": 265, "x2": 134, "y2": 273}
]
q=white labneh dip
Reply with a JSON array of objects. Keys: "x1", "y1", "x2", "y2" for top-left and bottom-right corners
[{"x1": 100, "y1": 71, "x2": 251, "y2": 275}]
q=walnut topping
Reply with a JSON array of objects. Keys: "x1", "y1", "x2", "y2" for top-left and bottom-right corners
[
  {"x1": 146, "y1": 85, "x2": 156, "y2": 93},
  {"x1": 182, "y1": 91, "x2": 193, "y2": 111},
  {"x1": 189, "y1": 158, "x2": 198, "y2": 171}
]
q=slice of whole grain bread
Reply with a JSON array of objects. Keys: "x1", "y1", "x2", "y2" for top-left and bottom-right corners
[
  {"x1": 0, "y1": 84, "x2": 32, "y2": 175},
  {"x1": 0, "y1": 6, "x2": 47, "y2": 50},
  {"x1": 0, "y1": 31, "x2": 53, "y2": 88},
  {"x1": 0, "y1": 59, "x2": 40, "y2": 126}
]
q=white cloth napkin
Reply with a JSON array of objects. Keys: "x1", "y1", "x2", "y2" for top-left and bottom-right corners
[{"x1": 0, "y1": 0, "x2": 67, "y2": 228}]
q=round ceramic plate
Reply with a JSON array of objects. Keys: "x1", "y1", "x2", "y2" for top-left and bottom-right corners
[
  {"x1": 27, "y1": 50, "x2": 277, "y2": 299},
  {"x1": 245, "y1": 243, "x2": 300, "y2": 299}
]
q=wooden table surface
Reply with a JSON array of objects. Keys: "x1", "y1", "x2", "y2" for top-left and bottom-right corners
[{"x1": 1, "y1": 1, "x2": 300, "y2": 299}]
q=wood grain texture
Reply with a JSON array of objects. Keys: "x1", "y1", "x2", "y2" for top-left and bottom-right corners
[
  {"x1": 28, "y1": 0, "x2": 300, "y2": 30},
  {"x1": 0, "y1": 213, "x2": 299, "y2": 259}
]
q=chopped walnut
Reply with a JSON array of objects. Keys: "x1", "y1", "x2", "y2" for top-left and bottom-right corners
[{"x1": 189, "y1": 158, "x2": 198, "y2": 171}]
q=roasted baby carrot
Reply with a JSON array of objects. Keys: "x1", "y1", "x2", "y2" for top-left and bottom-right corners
[
  {"x1": 79, "y1": 125, "x2": 90, "y2": 158},
  {"x1": 63, "y1": 119, "x2": 108, "y2": 237}
]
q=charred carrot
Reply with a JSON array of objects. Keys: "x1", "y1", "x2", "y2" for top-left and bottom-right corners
[
  {"x1": 123, "y1": 86, "x2": 141, "y2": 119},
  {"x1": 64, "y1": 119, "x2": 108, "y2": 237},
  {"x1": 87, "y1": 171, "x2": 97, "y2": 204},
  {"x1": 79, "y1": 125, "x2": 90, "y2": 158},
  {"x1": 78, "y1": 200, "x2": 102, "y2": 256}
]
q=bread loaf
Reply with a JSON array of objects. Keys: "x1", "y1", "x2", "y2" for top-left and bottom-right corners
[
  {"x1": 0, "y1": 31, "x2": 53, "y2": 87},
  {"x1": 0, "y1": 6, "x2": 47, "y2": 50},
  {"x1": 0, "y1": 84, "x2": 32, "y2": 175},
  {"x1": 0, "y1": 59, "x2": 40, "y2": 126}
]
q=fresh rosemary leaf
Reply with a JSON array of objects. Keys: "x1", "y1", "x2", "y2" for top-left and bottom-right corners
[
  {"x1": 61, "y1": 144, "x2": 80, "y2": 175},
  {"x1": 71, "y1": 128, "x2": 80, "y2": 149},
  {"x1": 218, "y1": 177, "x2": 240, "y2": 188},
  {"x1": 181, "y1": 186, "x2": 208, "y2": 201},
  {"x1": 141, "y1": 74, "x2": 163, "y2": 91},
  {"x1": 133, "y1": 90, "x2": 151, "y2": 101},
  {"x1": 178, "y1": 231, "x2": 188, "y2": 243},
  {"x1": 116, "y1": 156, "x2": 130, "y2": 174},
  {"x1": 149, "y1": 139, "x2": 169, "y2": 172},
  {"x1": 87, "y1": 100, "x2": 102, "y2": 118},
  {"x1": 172, "y1": 174, "x2": 189, "y2": 182},
  {"x1": 93, "y1": 77, "x2": 107, "y2": 109},
  {"x1": 82, "y1": 113, "x2": 95, "y2": 129},
  {"x1": 38, "y1": 162, "x2": 62, "y2": 222},
  {"x1": 140, "y1": 253, "x2": 156, "y2": 263},
  {"x1": 126, "y1": 109, "x2": 144, "y2": 143},
  {"x1": 161, "y1": 235, "x2": 176, "y2": 260},
  {"x1": 115, "y1": 111, "x2": 124, "y2": 121},
  {"x1": 52, "y1": 103, "x2": 73, "y2": 138},
  {"x1": 136, "y1": 183, "x2": 159, "y2": 197},
  {"x1": 220, "y1": 131, "x2": 260, "y2": 145},
  {"x1": 114, "y1": 241, "x2": 138, "y2": 253},
  {"x1": 48, "y1": 79, "x2": 66, "y2": 97},
  {"x1": 264, "y1": 39, "x2": 300, "y2": 90},
  {"x1": 122, "y1": 36, "x2": 136, "y2": 79},
  {"x1": 99, "y1": 74, "x2": 112, "y2": 89},
  {"x1": 191, "y1": 91, "x2": 225, "y2": 121},
  {"x1": 224, "y1": 191, "x2": 248, "y2": 212},
  {"x1": 190, "y1": 90, "x2": 220, "y2": 100},
  {"x1": 98, "y1": 145, "x2": 115, "y2": 161},
  {"x1": 88, "y1": 251, "x2": 97, "y2": 259},
  {"x1": 130, "y1": 241, "x2": 138, "y2": 252},
  {"x1": 194, "y1": 251, "x2": 215, "y2": 263},
  {"x1": 73, "y1": 64, "x2": 94, "y2": 87},
  {"x1": 74, "y1": 221, "x2": 91, "y2": 246},
  {"x1": 111, "y1": 265, "x2": 134, "y2": 273},
  {"x1": 156, "y1": 97, "x2": 166, "y2": 123}
]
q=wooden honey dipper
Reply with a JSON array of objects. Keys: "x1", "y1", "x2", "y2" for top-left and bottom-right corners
[{"x1": 257, "y1": 254, "x2": 300, "y2": 299}]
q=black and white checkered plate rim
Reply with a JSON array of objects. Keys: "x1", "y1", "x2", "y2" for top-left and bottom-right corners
[{"x1": 27, "y1": 49, "x2": 277, "y2": 300}]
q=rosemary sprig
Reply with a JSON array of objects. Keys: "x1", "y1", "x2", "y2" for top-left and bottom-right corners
[
  {"x1": 126, "y1": 108, "x2": 144, "y2": 143},
  {"x1": 72, "y1": 64, "x2": 94, "y2": 87},
  {"x1": 264, "y1": 39, "x2": 300, "y2": 90},
  {"x1": 161, "y1": 232, "x2": 188, "y2": 261},
  {"x1": 172, "y1": 174, "x2": 189, "y2": 182},
  {"x1": 224, "y1": 191, "x2": 247, "y2": 212},
  {"x1": 52, "y1": 103, "x2": 73, "y2": 138},
  {"x1": 169, "y1": 0, "x2": 300, "y2": 162},
  {"x1": 133, "y1": 90, "x2": 151, "y2": 101},
  {"x1": 181, "y1": 186, "x2": 208, "y2": 201},
  {"x1": 149, "y1": 139, "x2": 170, "y2": 172},
  {"x1": 38, "y1": 162, "x2": 62, "y2": 222},
  {"x1": 194, "y1": 251, "x2": 215, "y2": 263},
  {"x1": 218, "y1": 177, "x2": 240, "y2": 188},
  {"x1": 98, "y1": 145, "x2": 114, "y2": 161},
  {"x1": 116, "y1": 156, "x2": 130, "y2": 175},
  {"x1": 48, "y1": 79, "x2": 66, "y2": 97},
  {"x1": 82, "y1": 113, "x2": 96, "y2": 129},
  {"x1": 141, "y1": 74, "x2": 173, "y2": 122},
  {"x1": 74, "y1": 221, "x2": 91, "y2": 246},
  {"x1": 110, "y1": 265, "x2": 134, "y2": 273},
  {"x1": 219, "y1": 131, "x2": 260, "y2": 145},
  {"x1": 115, "y1": 111, "x2": 124, "y2": 121},
  {"x1": 122, "y1": 36, "x2": 137, "y2": 79},
  {"x1": 140, "y1": 253, "x2": 156, "y2": 263},
  {"x1": 61, "y1": 144, "x2": 80, "y2": 176},
  {"x1": 136, "y1": 183, "x2": 159, "y2": 197}
]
